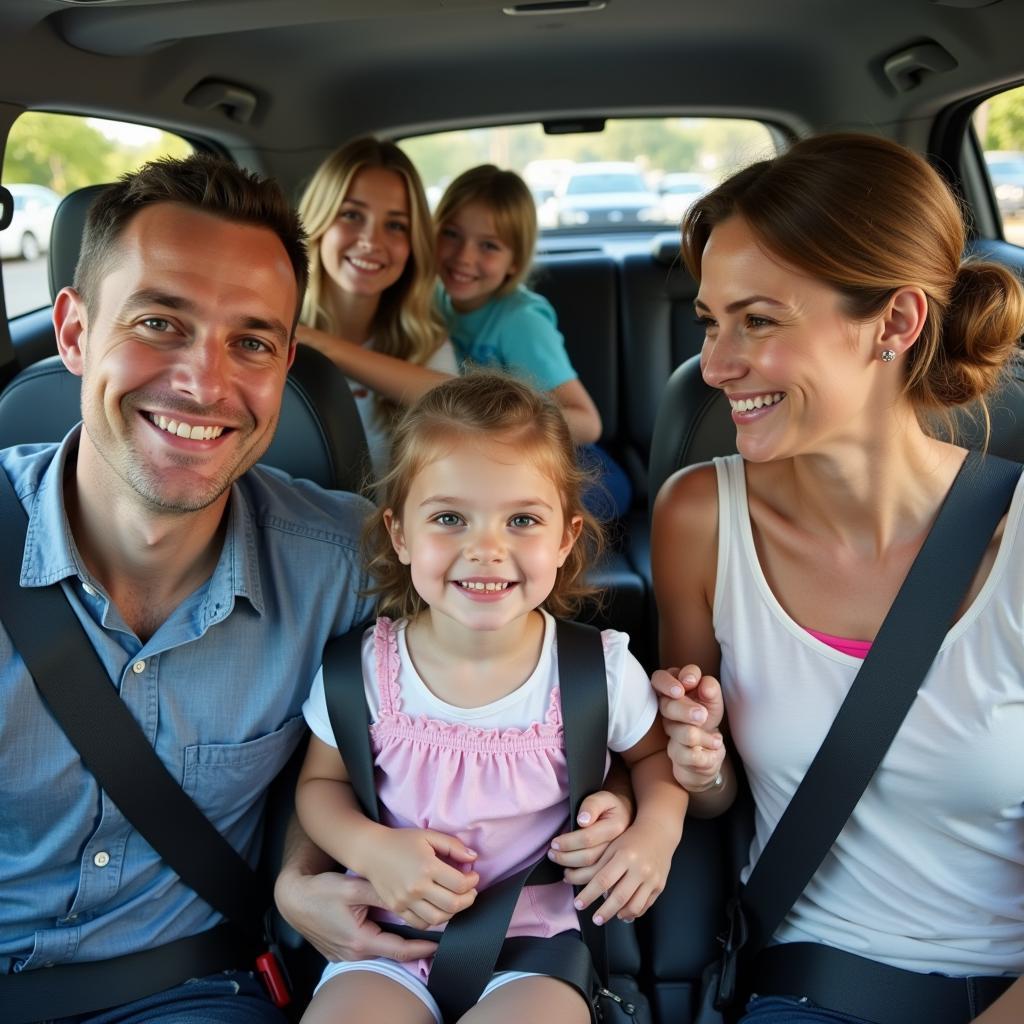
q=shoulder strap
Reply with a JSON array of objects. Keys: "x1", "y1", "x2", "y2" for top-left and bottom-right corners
[
  {"x1": 321, "y1": 615, "x2": 610, "y2": 1022},
  {"x1": 739, "y1": 450, "x2": 1023, "y2": 956},
  {"x1": 0, "y1": 468, "x2": 265, "y2": 938},
  {"x1": 322, "y1": 623, "x2": 379, "y2": 822}
]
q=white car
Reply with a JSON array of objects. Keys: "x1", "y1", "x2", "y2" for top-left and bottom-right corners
[
  {"x1": 657, "y1": 172, "x2": 712, "y2": 225},
  {"x1": 0, "y1": 183, "x2": 60, "y2": 261},
  {"x1": 553, "y1": 161, "x2": 666, "y2": 228}
]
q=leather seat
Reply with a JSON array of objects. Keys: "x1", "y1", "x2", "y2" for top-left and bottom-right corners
[{"x1": 0, "y1": 184, "x2": 370, "y2": 493}]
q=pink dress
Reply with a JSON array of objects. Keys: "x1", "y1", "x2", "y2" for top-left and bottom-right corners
[{"x1": 367, "y1": 616, "x2": 580, "y2": 984}]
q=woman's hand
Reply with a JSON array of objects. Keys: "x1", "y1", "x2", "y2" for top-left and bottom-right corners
[{"x1": 653, "y1": 664, "x2": 727, "y2": 793}]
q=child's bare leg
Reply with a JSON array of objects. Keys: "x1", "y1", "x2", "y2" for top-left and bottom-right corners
[
  {"x1": 458, "y1": 975, "x2": 590, "y2": 1024},
  {"x1": 301, "y1": 970, "x2": 436, "y2": 1024}
]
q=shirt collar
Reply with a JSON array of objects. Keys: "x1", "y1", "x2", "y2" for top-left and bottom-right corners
[{"x1": 20, "y1": 425, "x2": 265, "y2": 616}]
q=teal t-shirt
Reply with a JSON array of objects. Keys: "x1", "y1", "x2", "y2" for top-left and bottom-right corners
[{"x1": 437, "y1": 284, "x2": 578, "y2": 391}]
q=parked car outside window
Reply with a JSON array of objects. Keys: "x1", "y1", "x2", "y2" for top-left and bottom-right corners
[
  {"x1": 656, "y1": 171, "x2": 712, "y2": 225},
  {"x1": 984, "y1": 150, "x2": 1024, "y2": 219},
  {"x1": 0, "y1": 183, "x2": 60, "y2": 262},
  {"x1": 554, "y1": 161, "x2": 666, "y2": 228}
]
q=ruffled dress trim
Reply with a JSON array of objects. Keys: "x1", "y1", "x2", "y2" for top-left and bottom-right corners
[{"x1": 369, "y1": 616, "x2": 564, "y2": 754}]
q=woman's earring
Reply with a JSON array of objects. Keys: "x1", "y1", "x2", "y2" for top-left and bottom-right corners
[{"x1": 880, "y1": 349, "x2": 897, "y2": 362}]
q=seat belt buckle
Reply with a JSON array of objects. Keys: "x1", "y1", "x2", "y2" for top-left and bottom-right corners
[
  {"x1": 713, "y1": 895, "x2": 748, "y2": 1011},
  {"x1": 255, "y1": 948, "x2": 292, "y2": 1008}
]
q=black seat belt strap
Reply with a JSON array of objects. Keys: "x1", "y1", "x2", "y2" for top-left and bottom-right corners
[
  {"x1": 716, "y1": 451, "x2": 1022, "y2": 1005},
  {"x1": 0, "y1": 469, "x2": 266, "y2": 933},
  {"x1": 322, "y1": 617, "x2": 610, "y2": 1023}
]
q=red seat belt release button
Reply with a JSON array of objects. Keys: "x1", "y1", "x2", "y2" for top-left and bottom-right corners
[{"x1": 256, "y1": 949, "x2": 291, "y2": 1008}]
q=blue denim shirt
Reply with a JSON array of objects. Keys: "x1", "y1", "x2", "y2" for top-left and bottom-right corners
[{"x1": 0, "y1": 429, "x2": 374, "y2": 973}]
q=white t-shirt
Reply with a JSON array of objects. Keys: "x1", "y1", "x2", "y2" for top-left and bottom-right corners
[{"x1": 350, "y1": 339, "x2": 458, "y2": 481}]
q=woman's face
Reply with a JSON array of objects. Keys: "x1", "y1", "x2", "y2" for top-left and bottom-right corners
[
  {"x1": 319, "y1": 166, "x2": 412, "y2": 301},
  {"x1": 695, "y1": 215, "x2": 884, "y2": 463}
]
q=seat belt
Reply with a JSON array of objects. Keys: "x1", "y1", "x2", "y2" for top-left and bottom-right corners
[
  {"x1": 713, "y1": 449, "x2": 1023, "y2": 1011},
  {"x1": 322, "y1": 616, "x2": 611, "y2": 1023},
  {"x1": 0, "y1": 468, "x2": 289, "y2": 1022}
]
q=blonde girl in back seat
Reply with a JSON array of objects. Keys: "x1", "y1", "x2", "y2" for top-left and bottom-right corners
[
  {"x1": 652, "y1": 133, "x2": 1024, "y2": 1023},
  {"x1": 296, "y1": 137, "x2": 457, "y2": 480}
]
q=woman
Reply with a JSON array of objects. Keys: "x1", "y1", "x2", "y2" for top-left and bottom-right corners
[
  {"x1": 651, "y1": 133, "x2": 1024, "y2": 1023},
  {"x1": 296, "y1": 137, "x2": 456, "y2": 479}
]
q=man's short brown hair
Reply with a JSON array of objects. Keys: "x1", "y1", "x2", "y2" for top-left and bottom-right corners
[{"x1": 75, "y1": 153, "x2": 308, "y2": 323}]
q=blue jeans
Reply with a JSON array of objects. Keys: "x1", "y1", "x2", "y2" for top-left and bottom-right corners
[
  {"x1": 740, "y1": 993, "x2": 876, "y2": 1023},
  {"x1": 51, "y1": 970, "x2": 287, "y2": 1024}
]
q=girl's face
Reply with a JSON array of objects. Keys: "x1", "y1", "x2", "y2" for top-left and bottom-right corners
[
  {"x1": 319, "y1": 166, "x2": 412, "y2": 301},
  {"x1": 436, "y1": 201, "x2": 518, "y2": 312},
  {"x1": 386, "y1": 434, "x2": 581, "y2": 635},
  {"x1": 696, "y1": 215, "x2": 886, "y2": 464}
]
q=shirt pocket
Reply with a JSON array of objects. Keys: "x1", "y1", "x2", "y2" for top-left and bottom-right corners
[{"x1": 181, "y1": 715, "x2": 307, "y2": 829}]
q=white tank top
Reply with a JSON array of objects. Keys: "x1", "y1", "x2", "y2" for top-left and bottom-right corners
[{"x1": 712, "y1": 454, "x2": 1024, "y2": 976}]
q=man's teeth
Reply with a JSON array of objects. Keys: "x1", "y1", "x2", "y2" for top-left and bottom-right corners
[
  {"x1": 459, "y1": 581, "x2": 511, "y2": 591},
  {"x1": 729, "y1": 392, "x2": 785, "y2": 413},
  {"x1": 151, "y1": 414, "x2": 224, "y2": 441}
]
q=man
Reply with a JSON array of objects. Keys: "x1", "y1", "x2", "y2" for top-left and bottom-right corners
[
  {"x1": 0, "y1": 154, "x2": 627, "y2": 1022},
  {"x1": 0, "y1": 153, "x2": 447, "y2": 1023}
]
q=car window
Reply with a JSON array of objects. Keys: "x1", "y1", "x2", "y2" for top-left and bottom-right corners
[
  {"x1": 973, "y1": 84, "x2": 1024, "y2": 244},
  {"x1": 400, "y1": 117, "x2": 776, "y2": 234},
  {"x1": 2, "y1": 112, "x2": 191, "y2": 319}
]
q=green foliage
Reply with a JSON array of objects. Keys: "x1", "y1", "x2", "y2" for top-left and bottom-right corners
[
  {"x1": 983, "y1": 87, "x2": 1024, "y2": 152},
  {"x1": 2, "y1": 112, "x2": 190, "y2": 195}
]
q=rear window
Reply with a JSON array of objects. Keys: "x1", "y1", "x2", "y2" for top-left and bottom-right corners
[
  {"x1": 2, "y1": 112, "x2": 191, "y2": 319},
  {"x1": 399, "y1": 117, "x2": 777, "y2": 234}
]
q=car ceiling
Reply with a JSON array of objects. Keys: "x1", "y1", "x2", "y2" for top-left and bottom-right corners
[{"x1": 1, "y1": 0, "x2": 1024, "y2": 192}]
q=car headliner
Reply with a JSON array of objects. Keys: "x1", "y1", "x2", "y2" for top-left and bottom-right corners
[{"x1": 1, "y1": 0, "x2": 1023, "y2": 196}]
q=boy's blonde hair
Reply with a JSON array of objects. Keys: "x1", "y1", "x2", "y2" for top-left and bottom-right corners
[
  {"x1": 434, "y1": 165, "x2": 537, "y2": 298},
  {"x1": 298, "y1": 137, "x2": 448, "y2": 422},
  {"x1": 364, "y1": 370, "x2": 604, "y2": 620}
]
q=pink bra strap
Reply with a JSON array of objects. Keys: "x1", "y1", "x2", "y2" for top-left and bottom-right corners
[{"x1": 373, "y1": 617, "x2": 404, "y2": 714}]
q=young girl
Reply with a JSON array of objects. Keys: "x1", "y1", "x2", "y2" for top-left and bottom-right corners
[
  {"x1": 296, "y1": 137, "x2": 457, "y2": 478},
  {"x1": 433, "y1": 165, "x2": 633, "y2": 519},
  {"x1": 296, "y1": 372, "x2": 686, "y2": 1024}
]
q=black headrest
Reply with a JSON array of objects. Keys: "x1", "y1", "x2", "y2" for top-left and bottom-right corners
[
  {"x1": 649, "y1": 231, "x2": 682, "y2": 266},
  {"x1": 49, "y1": 183, "x2": 109, "y2": 300}
]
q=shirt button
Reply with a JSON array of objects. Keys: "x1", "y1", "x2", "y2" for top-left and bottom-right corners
[
  {"x1": 82, "y1": 582, "x2": 97, "y2": 597},
  {"x1": 93, "y1": 851, "x2": 110, "y2": 868},
  {"x1": 65, "y1": 913, "x2": 78, "y2": 922},
  {"x1": 132, "y1": 660, "x2": 146, "y2": 674}
]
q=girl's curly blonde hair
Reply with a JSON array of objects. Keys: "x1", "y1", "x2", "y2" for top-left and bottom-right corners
[{"x1": 363, "y1": 370, "x2": 605, "y2": 620}]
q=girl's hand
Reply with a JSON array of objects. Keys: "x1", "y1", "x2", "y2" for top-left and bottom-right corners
[
  {"x1": 571, "y1": 815, "x2": 681, "y2": 924},
  {"x1": 548, "y1": 789, "x2": 632, "y2": 886},
  {"x1": 653, "y1": 665, "x2": 726, "y2": 792},
  {"x1": 365, "y1": 828, "x2": 480, "y2": 929}
]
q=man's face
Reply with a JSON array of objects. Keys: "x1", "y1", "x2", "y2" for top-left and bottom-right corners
[{"x1": 55, "y1": 202, "x2": 298, "y2": 515}]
